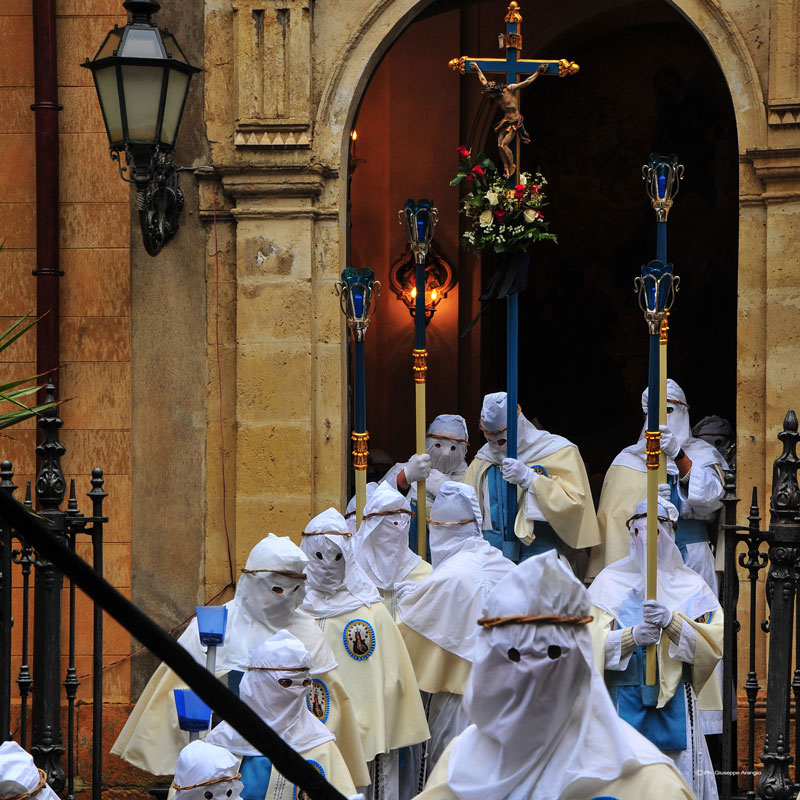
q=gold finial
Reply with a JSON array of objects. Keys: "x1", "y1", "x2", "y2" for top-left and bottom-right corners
[
  {"x1": 557, "y1": 59, "x2": 580, "y2": 77},
  {"x1": 505, "y1": 2, "x2": 523, "y2": 23},
  {"x1": 448, "y1": 56, "x2": 466, "y2": 74}
]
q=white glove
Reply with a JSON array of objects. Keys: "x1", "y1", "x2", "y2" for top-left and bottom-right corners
[
  {"x1": 348, "y1": 795, "x2": 366, "y2": 800},
  {"x1": 632, "y1": 621, "x2": 661, "y2": 646},
  {"x1": 426, "y1": 468, "x2": 448, "y2": 496},
  {"x1": 502, "y1": 457, "x2": 533, "y2": 488},
  {"x1": 658, "y1": 483, "x2": 671, "y2": 502},
  {"x1": 404, "y1": 453, "x2": 431, "y2": 484},
  {"x1": 643, "y1": 599, "x2": 673, "y2": 629},
  {"x1": 659, "y1": 425, "x2": 681, "y2": 460}
]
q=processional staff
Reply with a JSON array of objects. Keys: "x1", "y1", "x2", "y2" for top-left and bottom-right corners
[
  {"x1": 399, "y1": 200, "x2": 439, "y2": 558},
  {"x1": 448, "y1": 1, "x2": 578, "y2": 540},
  {"x1": 336, "y1": 267, "x2": 381, "y2": 526}
]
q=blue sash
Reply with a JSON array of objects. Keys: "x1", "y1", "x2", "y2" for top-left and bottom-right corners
[
  {"x1": 481, "y1": 465, "x2": 564, "y2": 563},
  {"x1": 605, "y1": 647, "x2": 688, "y2": 751},
  {"x1": 408, "y1": 500, "x2": 431, "y2": 562},
  {"x1": 240, "y1": 756, "x2": 273, "y2": 800},
  {"x1": 667, "y1": 475, "x2": 711, "y2": 559}
]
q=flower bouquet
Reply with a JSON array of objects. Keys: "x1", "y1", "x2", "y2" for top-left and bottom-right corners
[{"x1": 451, "y1": 145, "x2": 556, "y2": 298}]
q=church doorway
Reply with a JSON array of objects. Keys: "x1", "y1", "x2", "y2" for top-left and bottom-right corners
[{"x1": 348, "y1": 0, "x2": 738, "y2": 491}]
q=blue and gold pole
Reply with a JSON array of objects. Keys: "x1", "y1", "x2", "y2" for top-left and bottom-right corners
[
  {"x1": 643, "y1": 154, "x2": 683, "y2": 484},
  {"x1": 400, "y1": 200, "x2": 438, "y2": 558},
  {"x1": 336, "y1": 267, "x2": 381, "y2": 527},
  {"x1": 636, "y1": 259, "x2": 677, "y2": 685}
]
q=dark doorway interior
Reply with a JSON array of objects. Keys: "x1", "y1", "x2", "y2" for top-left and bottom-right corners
[{"x1": 350, "y1": 0, "x2": 738, "y2": 486}]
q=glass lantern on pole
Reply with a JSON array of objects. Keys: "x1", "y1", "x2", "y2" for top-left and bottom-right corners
[
  {"x1": 335, "y1": 267, "x2": 380, "y2": 527},
  {"x1": 642, "y1": 153, "x2": 684, "y2": 224},
  {"x1": 82, "y1": 0, "x2": 201, "y2": 256}
]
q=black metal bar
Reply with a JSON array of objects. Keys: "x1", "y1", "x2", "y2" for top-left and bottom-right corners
[
  {"x1": 63, "y1": 480, "x2": 80, "y2": 800},
  {"x1": 31, "y1": 387, "x2": 66, "y2": 790},
  {"x1": 0, "y1": 460, "x2": 16, "y2": 741},
  {"x1": 795, "y1": 580, "x2": 800, "y2": 792},
  {"x1": 0, "y1": 489, "x2": 347, "y2": 800},
  {"x1": 758, "y1": 410, "x2": 800, "y2": 800},
  {"x1": 88, "y1": 468, "x2": 106, "y2": 800},
  {"x1": 15, "y1": 481, "x2": 34, "y2": 748},
  {"x1": 721, "y1": 469, "x2": 740, "y2": 800}
]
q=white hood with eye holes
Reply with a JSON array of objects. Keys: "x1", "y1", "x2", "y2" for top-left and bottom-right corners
[
  {"x1": 173, "y1": 740, "x2": 244, "y2": 800},
  {"x1": 206, "y1": 630, "x2": 334, "y2": 756},
  {"x1": 300, "y1": 508, "x2": 381, "y2": 619}
]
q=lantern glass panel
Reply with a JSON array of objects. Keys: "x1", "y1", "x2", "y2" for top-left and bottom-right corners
[
  {"x1": 95, "y1": 28, "x2": 123, "y2": 60},
  {"x1": 161, "y1": 32, "x2": 188, "y2": 64},
  {"x1": 120, "y1": 64, "x2": 165, "y2": 141},
  {"x1": 94, "y1": 66, "x2": 124, "y2": 143},
  {"x1": 159, "y1": 69, "x2": 190, "y2": 147},
  {"x1": 121, "y1": 27, "x2": 164, "y2": 59}
]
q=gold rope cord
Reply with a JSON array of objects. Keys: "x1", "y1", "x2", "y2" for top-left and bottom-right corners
[
  {"x1": 173, "y1": 774, "x2": 242, "y2": 792},
  {"x1": 477, "y1": 614, "x2": 593, "y2": 628}
]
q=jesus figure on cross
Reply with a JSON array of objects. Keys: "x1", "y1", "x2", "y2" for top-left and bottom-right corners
[{"x1": 470, "y1": 60, "x2": 548, "y2": 177}]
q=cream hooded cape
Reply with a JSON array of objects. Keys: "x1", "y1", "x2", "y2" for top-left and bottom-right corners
[
  {"x1": 111, "y1": 534, "x2": 368, "y2": 787},
  {"x1": 464, "y1": 392, "x2": 600, "y2": 550},
  {"x1": 416, "y1": 551, "x2": 690, "y2": 800}
]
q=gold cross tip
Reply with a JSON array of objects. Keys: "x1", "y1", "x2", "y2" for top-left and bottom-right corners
[{"x1": 505, "y1": 2, "x2": 523, "y2": 23}]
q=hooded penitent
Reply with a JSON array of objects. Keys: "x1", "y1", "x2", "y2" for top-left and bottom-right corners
[
  {"x1": 445, "y1": 551, "x2": 671, "y2": 800},
  {"x1": 299, "y1": 507, "x2": 381, "y2": 618},
  {"x1": 172, "y1": 741, "x2": 244, "y2": 800},
  {"x1": 476, "y1": 392, "x2": 568, "y2": 466},
  {"x1": 426, "y1": 414, "x2": 469, "y2": 480},
  {"x1": 206, "y1": 630, "x2": 334, "y2": 755},
  {"x1": 0, "y1": 742, "x2": 60, "y2": 800},
  {"x1": 217, "y1": 533, "x2": 336, "y2": 673},
  {"x1": 398, "y1": 482, "x2": 513, "y2": 662},
  {"x1": 354, "y1": 481, "x2": 422, "y2": 591}
]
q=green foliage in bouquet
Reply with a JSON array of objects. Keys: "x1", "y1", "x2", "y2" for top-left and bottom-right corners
[{"x1": 451, "y1": 145, "x2": 557, "y2": 255}]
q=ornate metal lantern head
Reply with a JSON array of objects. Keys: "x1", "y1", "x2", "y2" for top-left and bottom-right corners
[
  {"x1": 388, "y1": 243, "x2": 456, "y2": 324},
  {"x1": 335, "y1": 267, "x2": 381, "y2": 341},
  {"x1": 82, "y1": 0, "x2": 201, "y2": 256},
  {"x1": 642, "y1": 153, "x2": 684, "y2": 222},
  {"x1": 399, "y1": 199, "x2": 439, "y2": 263},
  {"x1": 634, "y1": 259, "x2": 680, "y2": 335}
]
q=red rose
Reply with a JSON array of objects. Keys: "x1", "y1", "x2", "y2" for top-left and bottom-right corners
[
  {"x1": 494, "y1": 209, "x2": 506, "y2": 221},
  {"x1": 471, "y1": 165, "x2": 485, "y2": 178},
  {"x1": 464, "y1": 173, "x2": 475, "y2": 184},
  {"x1": 530, "y1": 184, "x2": 541, "y2": 194},
  {"x1": 457, "y1": 146, "x2": 470, "y2": 159},
  {"x1": 514, "y1": 184, "x2": 525, "y2": 199}
]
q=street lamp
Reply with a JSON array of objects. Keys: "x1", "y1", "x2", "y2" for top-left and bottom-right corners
[{"x1": 82, "y1": 0, "x2": 201, "y2": 256}]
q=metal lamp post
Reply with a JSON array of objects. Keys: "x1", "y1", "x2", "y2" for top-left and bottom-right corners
[
  {"x1": 643, "y1": 154, "x2": 684, "y2": 482},
  {"x1": 399, "y1": 200, "x2": 438, "y2": 557},
  {"x1": 336, "y1": 267, "x2": 380, "y2": 527},
  {"x1": 634, "y1": 260, "x2": 679, "y2": 684},
  {"x1": 82, "y1": 0, "x2": 200, "y2": 256}
]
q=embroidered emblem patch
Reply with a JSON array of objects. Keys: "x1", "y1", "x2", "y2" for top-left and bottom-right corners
[
  {"x1": 342, "y1": 618, "x2": 376, "y2": 661},
  {"x1": 306, "y1": 678, "x2": 330, "y2": 723},
  {"x1": 293, "y1": 760, "x2": 325, "y2": 800}
]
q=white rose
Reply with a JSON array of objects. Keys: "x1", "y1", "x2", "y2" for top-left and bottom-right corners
[
  {"x1": 479, "y1": 210, "x2": 494, "y2": 227},
  {"x1": 519, "y1": 174, "x2": 527, "y2": 186},
  {"x1": 524, "y1": 208, "x2": 539, "y2": 223},
  {"x1": 486, "y1": 190, "x2": 499, "y2": 206}
]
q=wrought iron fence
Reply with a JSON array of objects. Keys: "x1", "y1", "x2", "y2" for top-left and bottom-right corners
[{"x1": 0, "y1": 386, "x2": 107, "y2": 800}]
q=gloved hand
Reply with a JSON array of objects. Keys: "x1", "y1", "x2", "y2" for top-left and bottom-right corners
[
  {"x1": 632, "y1": 621, "x2": 661, "y2": 646},
  {"x1": 658, "y1": 482, "x2": 671, "y2": 502},
  {"x1": 426, "y1": 468, "x2": 448, "y2": 496},
  {"x1": 502, "y1": 457, "x2": 532, "y2": 488},
  {"x1": 643, "y1": 599, "x2": 673, "y2": 629},
  {"x1": 404, "y1": 453, "x2": 431, "y2": 484},
  {"x1": 659, "y1": 425, "x2": 681, "y2": 460}
]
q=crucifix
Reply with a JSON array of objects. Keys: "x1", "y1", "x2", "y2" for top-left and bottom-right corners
[{"x1": 448, "y1": 1, "x2": 579, "y2": 548}]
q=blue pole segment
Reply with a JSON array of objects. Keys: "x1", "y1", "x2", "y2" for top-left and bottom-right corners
[
  {"x1": 656, "y1": 221, "x2": 667, "y2": 265},
  {"x1": 415, "y1": 262, "x2": 425, "y2": 350},
  {"x1": 648, "y1": 333, "x2": 660, "y2": 431},
  {"x1": 506, "y1": 292, "x2": 519, "y2": 538},
  {"x1": 354, "y1": 340, "x2": 366, "y2": 432}
]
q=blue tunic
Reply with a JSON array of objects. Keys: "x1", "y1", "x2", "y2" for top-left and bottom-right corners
[
  {"x1": 481, "y1": 464, "x2": 564, "y2": 563},
  {"x1": 408, "y1": 500, "x2": 431, "y2": 563}
]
